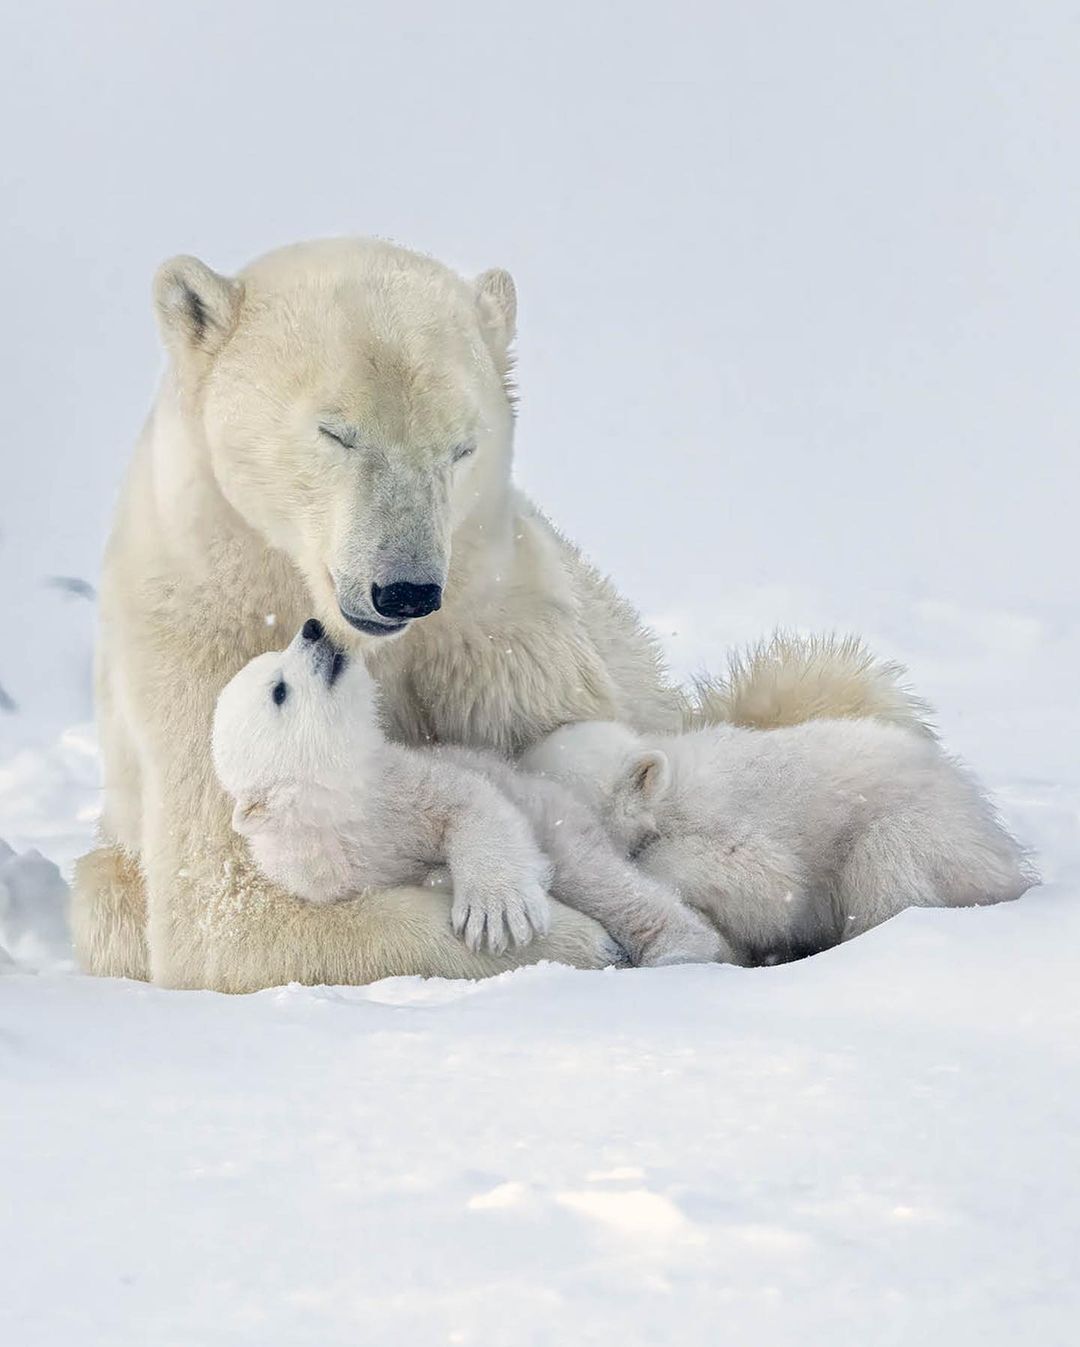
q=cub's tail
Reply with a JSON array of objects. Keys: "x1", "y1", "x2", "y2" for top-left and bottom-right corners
[{"x1": 686, "y1": 631, "x2": 936, "y2": 738}]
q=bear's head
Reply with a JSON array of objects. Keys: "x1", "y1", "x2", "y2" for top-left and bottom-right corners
[
  {"x1": 211, "y1": 618, "x2": 380, "y2": 838},
  {"x1": 154, "y1": 238, "x2": 518, "y2": 648},
  {"x1": 521, "y1": 722, "x2": 672, "y2": 858}
]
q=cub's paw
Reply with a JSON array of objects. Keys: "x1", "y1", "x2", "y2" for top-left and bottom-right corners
[
  {"x1": 451, "y1": 881, "x2": 552, "y2": 956},
  {"x1": 637, "y1": 907, "x2": 732, "y2": 968}
]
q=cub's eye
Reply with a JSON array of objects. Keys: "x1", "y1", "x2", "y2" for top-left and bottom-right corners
[
  {"x1": 272, "y1": 681, "x2": 288, "y2": 706},
  {"x1": 452, "y1": 442, "x2": 476, "y2": 463},
  {"x1": 318, "y1": 423, "x2": 357, "y2": 449}
]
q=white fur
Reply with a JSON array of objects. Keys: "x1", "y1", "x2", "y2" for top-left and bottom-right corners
[
  {"x1": 522, "y1": 719, "x2": 1037, "y2": 964},
  {"x1": 74, "y1": 238, "x2": 684, "y2": 990},
  {"x1": 71, "y1": 235, "x2": 927, "y2": 992},
  {"x1": 689, "y1": 631, "x2": 935, "y2": 737},
  {"x1": 436, "y1": 747, "x2": 728, "y2": 967},
  {"x1": 213, "y1": 627, "x2": 725, "y2": 967},
  {"x1": 213, "y1": 630, "x2": 554, "y2": 955}
]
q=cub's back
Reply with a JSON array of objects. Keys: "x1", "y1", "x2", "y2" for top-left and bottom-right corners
[{"x1": 661, "y1": 718, "x2": 944, "y2": 844}]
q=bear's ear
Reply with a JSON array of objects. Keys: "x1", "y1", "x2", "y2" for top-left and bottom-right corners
[
  {"x1": 153, "y1": 255, "x2": 242, "y2": 360},
  {"x1": 625, "y1": 750, "x2": 671, "y2": 802},
  {"x1": 231, "y1": 792, "x2": 269, "y2": 837},
  {"x1": 474, "y1": 268, "x2": 517, "y2": 356}
]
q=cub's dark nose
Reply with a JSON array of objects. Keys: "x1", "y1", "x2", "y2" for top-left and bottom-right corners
[
  {"x1": 370, "y1": 581, "x2": 442, "y2": 621},
  {"x1": 301, "y1": 618, "x2": 325, "y2": 642}
]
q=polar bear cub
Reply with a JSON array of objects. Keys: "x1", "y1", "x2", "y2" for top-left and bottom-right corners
[
  {"x1": 521, "y1": 718, "x2": 1036, "y2": 964},
  {"x1": 213, "y1": 620, "x2": 552, "y2": 954},
  {"x1": 212, "y1": 621, "x2": 724, "y2": 966}
]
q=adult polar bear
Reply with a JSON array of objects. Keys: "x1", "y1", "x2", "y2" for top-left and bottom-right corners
[{"x1": 72, "y1": 238, "x2": 918, "y2": 992}]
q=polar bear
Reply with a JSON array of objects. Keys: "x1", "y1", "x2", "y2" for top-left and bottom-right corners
[
  {"x1": 522, "y1": 719, "x2": 1036, "y2": 964},
  {"x1": 213, "y1": 620, "x2": 725, "y2": 966},
  {"x1": 72, "y1": 236, "x2": 927, "y2": 992}
]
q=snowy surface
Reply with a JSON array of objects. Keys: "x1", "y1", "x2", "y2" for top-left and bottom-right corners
[
  {"x1": 4, "y1": 2, "x2": 1080, "y2": 1342},
  {"x1": 2, "y1": 892, "x2": 1078, "y2": 1347},
  {"x1": 2, "y1": 586, "x2": 1078, "y2": 1346}
]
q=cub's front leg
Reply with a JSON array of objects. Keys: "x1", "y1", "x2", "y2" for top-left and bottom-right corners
[
  {"x1": 385, "y1": 752, "x2": 553, "y2": 956},
  {"x1": 549, "y1": 821, "x2": 729, "y2": 967},
  {"x1": 522, "y1": 779, "x2": 730, "y2": 967}
]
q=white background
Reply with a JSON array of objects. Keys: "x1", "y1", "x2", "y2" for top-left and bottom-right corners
[{"x1": 2, "y1": 0, "x2": 1078, "y2": 743}]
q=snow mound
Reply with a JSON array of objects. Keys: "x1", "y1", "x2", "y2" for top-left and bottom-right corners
[
  {"x1": 0, "y1": 839, "x2": 72, "y2": 971},
  {"x1": 0, "y1": 722, "x2": 100, "y2": 875}
]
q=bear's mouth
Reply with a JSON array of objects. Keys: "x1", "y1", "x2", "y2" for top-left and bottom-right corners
[
  {"x1": 325, "y1": 648, "x2": 347, "y2": 687},
  {"x1": 337, "y1": 607, "x2": 408, "y2": 638}
]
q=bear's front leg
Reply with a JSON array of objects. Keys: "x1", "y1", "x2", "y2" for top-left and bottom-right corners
[
  {"x1": 141, "y1": 800, "x2": 613, "y2": 992},
  {"x1": 136, "y1": 743, "x2": 612, "y2": 992}
]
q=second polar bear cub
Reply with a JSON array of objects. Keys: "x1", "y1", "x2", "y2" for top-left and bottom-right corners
[
  {"x1": 522, "y1": 718, "x2": 1036, "y2": 964},
  {"x1": 212, "y1": 621, "x2": 724, "y2": 966}
]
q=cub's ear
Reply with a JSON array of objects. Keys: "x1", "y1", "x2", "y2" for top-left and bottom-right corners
[
  {"x1": 626, "y1": 750, "x2": 671, "y2": 802},
  {"x1": 474, "y1": 267, "x2": 517, "y2": 356},
  {"x1": 230, "y1": 792, "x2": 269, "y2": 837},
  {"x1": 153, "y1": 255, "x2": 242, "y2": 359}
]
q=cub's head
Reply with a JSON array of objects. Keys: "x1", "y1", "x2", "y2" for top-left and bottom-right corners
[
  {"x1": 212, "y1": 619, "x2": 379, "y2": 838},
  {"x1": 154, "y1": 237, "x2": 518, "y2": 648},
  {"x1": 521, "y1": 722, "x2": 671, "y2": 857}
]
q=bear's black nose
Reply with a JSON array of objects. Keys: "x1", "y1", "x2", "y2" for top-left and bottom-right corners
[
  {"x1": 370, "y1": 582, "x2": 442, "y2": 621},
  {"x1": 301, "y1": 618, "x2": 325, "y2": 642}
]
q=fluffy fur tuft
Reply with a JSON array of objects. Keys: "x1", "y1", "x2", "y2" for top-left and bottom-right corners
[{"x1": 687, "y1": 631, "x2": 936, "y2": 738}]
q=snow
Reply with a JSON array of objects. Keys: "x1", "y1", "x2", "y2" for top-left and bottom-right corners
[
  {"x1": 3, "y1": 1, "x2": 1080, "y2": 1341},
  {"x1": 3, "y1": 898, "x2": 1080, "y2": 1345},
  {"x1": 2, "y1": 585, "x2": 1078, "y2": 1345},
  {"x1": 0, "y1": 842, "x2": 71, "y2": 973}
]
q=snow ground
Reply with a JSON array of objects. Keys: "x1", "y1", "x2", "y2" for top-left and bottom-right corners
[{"x1": 2, "y1": 587, "x2": 1078, "y2": 1347}]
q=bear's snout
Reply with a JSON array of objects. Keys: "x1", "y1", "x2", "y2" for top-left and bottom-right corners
[{"x1": 301, "y1": 618, "x2": 325, "y2": 643}]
